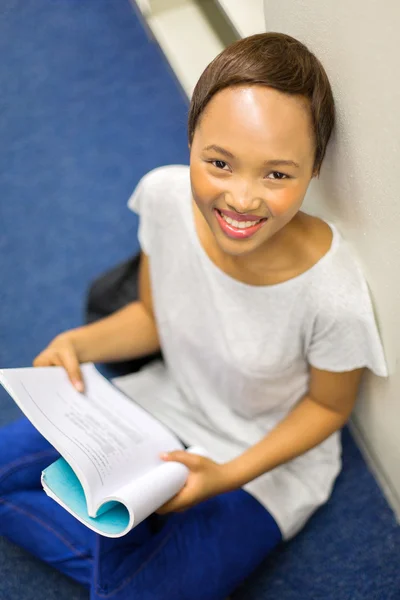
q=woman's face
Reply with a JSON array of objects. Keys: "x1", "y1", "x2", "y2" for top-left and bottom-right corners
[{"x1": 190, "y1": 85, "x2": 316, "y2": 257}]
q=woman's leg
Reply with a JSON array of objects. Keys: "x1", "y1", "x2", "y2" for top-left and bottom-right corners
[
  {"x1": 0, "y1": 417, "x2": 282, "y2": 599},
  {"x1": 0, "y1": 416, "x2": 95, "y2": 588},
  {"x1": 91, "y1": 489, "x2": 282, "y2": 600}
]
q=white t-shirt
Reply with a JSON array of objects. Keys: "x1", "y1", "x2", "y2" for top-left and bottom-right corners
[{"x1": 112, "y1": 165, "x2": 388, "y2": 540}]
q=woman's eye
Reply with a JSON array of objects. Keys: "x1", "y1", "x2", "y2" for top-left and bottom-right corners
[
  {"x1": 267, "y1": 171, "x2": 288, "y2": 180},
  {"x1": 211, "y1": 160, "x2": 228, "y2": 170}
]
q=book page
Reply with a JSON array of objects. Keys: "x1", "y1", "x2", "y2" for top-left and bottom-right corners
[
  {"x1": 0, "y1": 363, "x2": 184, "y2": 513},
  {"x1": 111, "y1": 446, "x2": 207, "y2": 529}
]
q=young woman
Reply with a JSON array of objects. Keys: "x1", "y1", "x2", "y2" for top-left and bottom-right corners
[{"x1": 0, "y1": 33, "x2": 387, "y2": 600}]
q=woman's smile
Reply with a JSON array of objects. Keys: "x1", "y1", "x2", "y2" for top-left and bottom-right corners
[{"x1": 214, "y1": 208, "x2": 268, "y2": 239}]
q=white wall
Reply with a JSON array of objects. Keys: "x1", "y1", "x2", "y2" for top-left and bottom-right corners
[{"x1": 263, "y1": 0, "x2": 400, "y2": 516}]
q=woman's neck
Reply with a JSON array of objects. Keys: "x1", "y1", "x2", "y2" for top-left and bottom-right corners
[{"x1": 194, "y1": 202, "x2": 332, "y2": 286}]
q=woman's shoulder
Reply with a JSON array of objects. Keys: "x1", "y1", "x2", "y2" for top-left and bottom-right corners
[
  {"x1": 275, "y1": 213, "x2": 339, "y2": 287},
  {"x1": 138, "y1": 164, "x2": 190, "y2": 193},
  {"x1": 297, "y1": 213, "x2": 335, "y2": 267},
  {"x1": 303, "y1": 215, "x2": 370, "y2": 308},
  {"x1": 127, "y1": 164, "x2": 190, "y2": 215}
]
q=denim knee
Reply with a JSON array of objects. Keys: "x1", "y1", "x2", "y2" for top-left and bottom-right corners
[
  {"x1": 0, "y1": 448, "x2": 59, "y2": 496},
  {"x1": 0, "y1": 417, "x2": 59, "y2": 496}
]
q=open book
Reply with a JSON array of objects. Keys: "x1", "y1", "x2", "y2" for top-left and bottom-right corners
[{"x1": 0, "y1": 363, "x2": 202, "y2": 537}]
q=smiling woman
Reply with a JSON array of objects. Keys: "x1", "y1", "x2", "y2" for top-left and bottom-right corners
[
  {"x1": 187, "y1": 33, "x2": 335, "y2": 279},
  {"x1": 190, "y1": 84, "x2": 318, "y2": 264},
  {"x1": 0, "y1": 30, "x2": 388, "y2": 600}
]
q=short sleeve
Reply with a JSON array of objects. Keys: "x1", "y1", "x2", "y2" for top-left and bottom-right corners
[
  {"x1": 307, "y1": 279, "x2": 388, "y2": 377},
  {"x1": 127, "y1": 173, "x2": 152, "y2": 255},
  {"x1": 127, "y1": 165, "x2": 188, "y2": 256}
]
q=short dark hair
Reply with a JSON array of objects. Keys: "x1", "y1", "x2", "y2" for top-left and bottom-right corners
[{"x1": 188, "y1": 33, "x2": 335, "y2": 175}]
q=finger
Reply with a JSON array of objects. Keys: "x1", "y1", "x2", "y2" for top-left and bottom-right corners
[
  {"x1": 156, "y1": 491, "x2": 180, "y2": 515},
  {"x1": 160, "y1": 451, "x2": 204, "y2": 471},
  {"x1": 156, "y1": 492, "x2": 191, "y2": 515},
  {"x1": 33, "y1": 350, "x2": 84, "y2": 392},
  {"x1": 62, "y1": 351, "x2": 84, "y2": 392},
  {"x1": 156, "y1": 502, "x2": 173, "y2": 515},
  {"x1": 33, "y1": 351, "x2": 62, "y2": 367}
]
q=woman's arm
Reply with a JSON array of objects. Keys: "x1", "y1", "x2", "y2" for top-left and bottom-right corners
[
  {"x1": 158, "y1": 366, "x2": 365, "y2": 513},
  {"x1": 221, "y1": 365, "x2": 365, "y2": 490},
  {"x1": 63, "y1": 252, "x2": 161, "y2": 364}
]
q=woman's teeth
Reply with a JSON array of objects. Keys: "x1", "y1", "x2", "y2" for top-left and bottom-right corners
[{"x1": 220, "y1": 213, "x2": 262, "y2": 229}]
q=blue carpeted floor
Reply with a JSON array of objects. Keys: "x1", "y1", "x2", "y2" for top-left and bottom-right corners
[{"x1": 0, "y1": 1, "x2": 399, "y2": 599}]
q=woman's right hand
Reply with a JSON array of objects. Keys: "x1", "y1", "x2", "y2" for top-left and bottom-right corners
[{"x1": 33, "y1": 332, "x2": 85, "y2": 392}]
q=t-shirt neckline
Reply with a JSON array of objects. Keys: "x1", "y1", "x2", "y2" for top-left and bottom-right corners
[{"x1": 187, "y1": 189, "x2": 340, "y2": 291}]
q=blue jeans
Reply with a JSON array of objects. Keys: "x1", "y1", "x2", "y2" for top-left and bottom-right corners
[{"x1": 0, "y1": 416, "x2": 282, "y2": 599}]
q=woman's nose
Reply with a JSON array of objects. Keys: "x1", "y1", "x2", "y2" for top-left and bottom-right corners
[{"x1": 227, "y1": 184, "x2": 263, "y2": 214}]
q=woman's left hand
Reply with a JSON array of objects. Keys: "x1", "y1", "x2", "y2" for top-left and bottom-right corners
[{"x1": 156, "y1": 451, "x2": 230, "y2": 514}]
